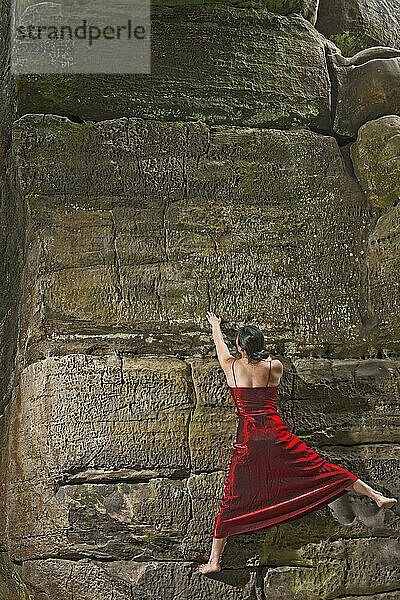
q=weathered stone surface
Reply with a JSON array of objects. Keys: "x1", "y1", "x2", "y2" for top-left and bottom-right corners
[
  {"x1": 15, "y1": 7, "x2": 331, "y2": 130},
  {"x1": 20, "y1": 558, "x2": 256, "y2": 600},
  {"x1": 13, "y1": 115, "x2": 382, "y2": 370},
  {"x1": 348, "y1": 115, "x2": 400, "y2": 351},
  {"x1": 153, "y1": 0, "x2": 319, "y2": 24},
  {"x1": 3, "y1": 354, "x2": 193, "y2": 563},
  {"x1": 14, "y1": 354, "x2": 194, "y2": 483},
  {"x1": 4, "y1": 352, "x2": 399, "y2": 581},
  {"x1": 61, "y1": 479, "x2": 191, "y2": 560},
  {"x1": 15, "y1": 538, "x2": 400, "y2": 600},
  {"x1": 0, "y1": 552, "x2": 36, "y2": 600},
  {"x1": 289, "y1": 358, "x2": 400, "y2": 446},
  {"x1": 316, "y1": 0, "x2": 400, "y2": 56},
  {"x1": 328, "y1": 46, "x2": 400, "y2": 138},
  {"x1": 263, "y1": 538, "x2": 400, "y2": 599},
  {"x1": 350, "y1": 115, "x2": 400, "y2": 209},
  {"x1": 364, "y1": 202, "x2": 400, "y2": 353},
  {"x1": 189, "y1": 359, "x2": 251, "y2": 473},
  {"x1": 0, "y1": 0, "x2": 21, "y2": 415}
]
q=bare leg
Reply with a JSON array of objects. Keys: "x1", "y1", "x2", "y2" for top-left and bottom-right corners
[
  {"x1": 198, "y1": 536, "x2": 228, "y2": 574},
  {"x1": 345, "y1": 478, "x2": 397, "y2": 508}
]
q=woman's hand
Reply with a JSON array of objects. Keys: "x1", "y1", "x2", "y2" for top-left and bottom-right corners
[{"x1": 206, "y1": 311, "x2": 222, "y2": 327}]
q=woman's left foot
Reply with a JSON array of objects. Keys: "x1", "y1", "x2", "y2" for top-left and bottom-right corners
[
  {"x1": 374, "y1": 493, "x2": 398, "y2": 509},
  {"x1": 198, "y1": 561, "x2": 221, "y2": 574}
]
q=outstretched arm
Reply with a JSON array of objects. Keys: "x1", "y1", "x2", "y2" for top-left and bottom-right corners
[{"x1": 206, "y1": 311, "x2": 234, "y2": 366}]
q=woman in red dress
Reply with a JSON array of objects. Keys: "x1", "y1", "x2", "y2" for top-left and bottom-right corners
[{"x1": 199, "y1": 312, "x2": 397, "y2": 575}]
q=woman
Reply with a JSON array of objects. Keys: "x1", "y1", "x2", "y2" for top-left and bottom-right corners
[{"x1": 199, "y1": 312, "x2": 397, "y2": 575}]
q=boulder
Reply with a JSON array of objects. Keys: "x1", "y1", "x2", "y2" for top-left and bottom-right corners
[
  {"x1": 316, "y1": 0, "x2": 400, "y2": 56},
  {"x1": 14, "y1": 7, "x2": 331, "y2": 130},
  {"x1": 350, "y1": 115, "x2": 400, "y2": 208},
  {"x1": 327, "y1": 45, "x2": 400, "y2": 138}
]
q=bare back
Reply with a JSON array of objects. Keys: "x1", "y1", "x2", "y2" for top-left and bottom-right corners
[{"x1": 226, "y1": 358, "x2": 282, "y2": 388}]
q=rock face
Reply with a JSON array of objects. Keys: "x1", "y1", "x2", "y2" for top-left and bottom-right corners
[
  {"x1": 316, "y1": 0, "x2": 400, "y2": 56},
  {"x1": 0, "y1": 1, "x2": 400, "y2": 599},
  {"x1": 15, "y1": 7, "x2": 331, "y2": 130},
  {"x1": 12, "y1": 115, "x2": 376, "y2": 366}
]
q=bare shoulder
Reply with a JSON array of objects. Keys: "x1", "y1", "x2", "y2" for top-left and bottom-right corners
[{"x1": 271, "y1": 359, "x2": 283, "y2": 373}]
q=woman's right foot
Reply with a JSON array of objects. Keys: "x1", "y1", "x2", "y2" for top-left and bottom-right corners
[
  {"x1": 374, "y1": 493, "x2": 398, "y2": 509},
  {"x1": 198, "y1": 561, "x2": 221, "y2": 574}
]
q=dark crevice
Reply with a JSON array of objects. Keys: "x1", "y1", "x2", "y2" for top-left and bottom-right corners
[
  {"x1": 289, "y1": 362, "x2": 297, "y2": 434},
  {"x1": 58, "y1": 113, "x2": 86, "y2": 124},
  {"x1": 186, "y1": 360, "x2": 199, "y2": 474},
  {"x1": 13, "y1": 110, "x2": 358, "y2": 147},
  {"x1": 53, "y1": 467, "x2": 227, "y2": 492},
  {"x1": 11, "y1": 554, "x2": 194, "y2": 565},
  {"x1": 256, "y1": 565, "x2": 269, "y2": 600},
  {"x1": 329, "y1": 587, "x2": 400, "y2": 600},
  {"x1": 317, "y1": 440, "x2": 399, "y2": 448},
  {"x1": 53, "y1": 469, "x2": 192, "y2": 492},
  {"x1": 324, "y1": 43, "x2": 339, "y2": 132}
]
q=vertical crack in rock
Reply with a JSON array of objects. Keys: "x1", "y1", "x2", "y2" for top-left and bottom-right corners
[
  {"x1": 157, "y1": 194, "x2": 169, "y2": 320},
  {"x1": 186, "y1": 476, "x2": 194, "y2": 526},
  {"x1": 323, "y1": 42, "x2": 340, "y2": 134},
  {"x1": 342, "y1": 540, "x2": 351, "y2": 591},
  {"x1": 162, "y1": 185, "x2": 169, "y2": 262},
  {"x1": 272, "y1": 524, "x2": 280, "y2": 547},
  {"x1": 66, "y1": 565, "x2": 73, "y2": 599},
  {"x1": 17, "y1": 205, "x2": 30, "y2": 376},
  {"x1": 289, "y1": 361, "x2": 297, "y2": 434},
  {"x1": 186, "y1": 360, "x2": 199, "y2": 475},
  {"x1": 206, "y1": 278, "x2": 212, "y2": 311},
  {"x1": 255, "y1": 565, "x2": 269, "y2": 600},
  {"x1": 182, "y1": 126, "x2": 189, "y2": 202},
  {"x1": 115, "y1": 350, "x2": 125, "y2": 400},
  {"x1": 195, "y1": 125, "x2": 211, "y2": 171},
  {"x1": 364, "y1": 227, "x2": 374, "y2": 335},
  {"x1": 109, "y1": 209, "x2": 124, "y2": 309}
]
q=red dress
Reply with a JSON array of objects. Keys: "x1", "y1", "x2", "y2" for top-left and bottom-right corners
[{"x1": 213, "y1": 359, "x2": 358, "y2": 539}]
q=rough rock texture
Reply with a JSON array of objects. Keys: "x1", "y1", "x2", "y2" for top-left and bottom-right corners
[
  {"x1": 263, "y1": 538, "x2": 400, "y2": 598},
  {"x1": 0, "y1": 0, "x2": 22, "y2": 414},
  {"x1": 15, "y1": 7, "x2": 331, "y2": 130},
  {"x1": 349, "y1": 115, "x2": 400, "y2": 351},
  {"x1": 2, "y1": 353, "x2": 400, "y2": 598},
  {"x1": 1, "y1": 1, "x2": 400, "y2": 599},
  {"x1": 350, "y1": 115, "x2": 400, "y2": 208},
  {"x1": 316, "y1": 0, "x2": 400, "y2": 56},
  {"x1": 153, "y1": 0, "x2": 320, "y2": 24},
  {"x1": 12, "y1": 115, "x2": 380, "y2": 367},
  {"x1": 0, "y1": 0, "x2": 25, "y2": 585}
]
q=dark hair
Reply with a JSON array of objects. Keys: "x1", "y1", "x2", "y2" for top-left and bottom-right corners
[{"x1": 236, "y1": 325, "x2": 271, "y2": 364}]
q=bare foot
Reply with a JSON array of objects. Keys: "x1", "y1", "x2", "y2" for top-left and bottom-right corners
[
  {"x1": 198, "y1": 561, "x2": 221, "y2": 574},
  {"x1": 374, "y1": 493, "x2": 398, "y2": 509}
]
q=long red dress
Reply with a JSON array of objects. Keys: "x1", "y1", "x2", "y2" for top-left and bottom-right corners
[{"x1": 213, "y1": 359, "x2": 358, "y2": 539}]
